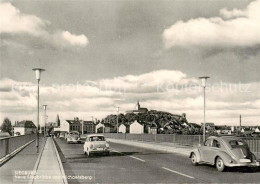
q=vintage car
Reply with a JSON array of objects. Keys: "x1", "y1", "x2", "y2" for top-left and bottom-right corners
[
  {"x1": 66, "y1": 131, "x2": 80, "y2": 144},
  {"x1": 190, "y1": 136, "x2": 259, "y2": 171},
  {"x1": 83, "y1": 134, "x2": 109, "y2": 156},
  {"x1": 79, "y1": 134, "x2": 88, "y2": 144}
]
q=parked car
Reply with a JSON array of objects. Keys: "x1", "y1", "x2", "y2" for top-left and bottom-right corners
[
  {"x1": 59, "y1": 131, "x2": 67, "y2": 139},
  {"x1": 79, "y1": 134, "x2": 88, "y2": 144},
  {"x1": 190, "y1": 136, "x2": 259, "y2": 171},
  {"x1": 83, "y1": 134, "x2": 109, "y2": 157},
  {"x1": 66, "y1": 131, "x2": 80, "y2": 144}
]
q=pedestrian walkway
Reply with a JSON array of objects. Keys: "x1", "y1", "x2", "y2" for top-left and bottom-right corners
[
  {"x1": 0, "y1": 137, "x2": 44, "y2": 184},
  {"x1": 29, "y1": 137, "x2": 67, "y2": 184},
  {"x1": 107, "y1": 138, "x2": 193, "y2": 156}
]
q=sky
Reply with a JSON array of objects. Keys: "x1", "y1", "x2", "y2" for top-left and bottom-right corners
[{"x1": 0, "y1": 0, "x2": 259, "y2": 126}]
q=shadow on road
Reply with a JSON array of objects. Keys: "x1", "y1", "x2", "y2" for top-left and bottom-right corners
[{"x1": 197, "y1": 164, "x2": 260, "y2": 173}]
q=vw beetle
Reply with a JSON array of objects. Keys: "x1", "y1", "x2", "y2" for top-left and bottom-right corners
[
  {"x1": 66, "y1": 131, "x2": 80, "y2": 144},
  {"x1": 190, "y1": 136, "x2": 259, "y2": 171}
]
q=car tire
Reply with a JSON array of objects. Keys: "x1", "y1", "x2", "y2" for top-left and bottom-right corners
[
  {"x1": 216, "y1": 157, "x2": 225, "y2": 172},
  {"x1": 191, "y1": 153, "x2": 198, "y2": 166}
]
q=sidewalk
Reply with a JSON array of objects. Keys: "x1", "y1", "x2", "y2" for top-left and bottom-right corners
[
  {"x1": 29, "y1": 137, "x2": 67, "y2": 184},
  {"x1": 0, "y1": 137, "x2": 44, "y2": 184},
  {"x1": 107, "y1": 138, "x2": 193, "y2": 156}
]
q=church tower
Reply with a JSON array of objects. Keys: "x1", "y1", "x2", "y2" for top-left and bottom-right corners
[{"x1": 137, "y1": 100, "x2": 140, "y2": 110}]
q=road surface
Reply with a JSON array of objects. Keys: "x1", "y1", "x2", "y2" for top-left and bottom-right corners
[{"x1": 54, "y1": 138, "x2": 260, "y2": 184}]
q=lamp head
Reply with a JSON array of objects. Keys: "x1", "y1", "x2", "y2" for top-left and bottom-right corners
[
  {"x1": 32, "y1": 68, "x2": 45, "y2": 80},
  {"x1": 199, "y1": 76, "x2": 210, "y2": 87},
  {"x1": 43, "y1": 105, "x2": 47, "y2": 110}
]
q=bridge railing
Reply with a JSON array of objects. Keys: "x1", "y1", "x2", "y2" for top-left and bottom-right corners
[
  {"x1": 104, "y1": 133, "x2": 202, "y2": 146},
  {"x1": 0, "y1": 134, "x2": 35, "y2": 159},
  {"x1": 104, "y1": 133, "x2": 260, "y2": 156}
]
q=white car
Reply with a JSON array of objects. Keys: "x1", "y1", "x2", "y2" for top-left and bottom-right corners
[{"x1": 83, "y1": 134, "x2": 110, "y2": 157}]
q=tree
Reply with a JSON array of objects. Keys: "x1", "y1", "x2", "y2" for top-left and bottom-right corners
[
  {"x1": 56, "y1": 114, "x2": 60, "y2": 126},
  {"x1": 1, "y1": 118, "x2": 12, "y2": 135}
]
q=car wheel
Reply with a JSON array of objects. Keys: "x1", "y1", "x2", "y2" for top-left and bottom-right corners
[
  {"x1": 216, "y1": 157, "x2": 225, "y2": 172},
  {"x1": 191, "y1": 153, "x2": 198, "y2": 166}
]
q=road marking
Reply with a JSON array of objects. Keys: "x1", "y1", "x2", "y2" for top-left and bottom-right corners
[
  {"x1": 161, "y1": 167, "x2": 194, "y2": 179},
  {"x1": 112, "y1": 149, "x2": 145, "y2": 162},
  {"x1": 129, "y1": 156, "x2": 146, "y2": 162}
]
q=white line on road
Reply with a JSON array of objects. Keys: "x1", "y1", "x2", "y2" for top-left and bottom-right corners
[
  {"x1": 129, "y1": 156, "x2": 146, "y2": 162},
  {"x1": 112, "y1": 149, "x2": 145, "y2": 162},
  {"x1": 161, "y1": 167, "x2": 194, "y2": 179}
]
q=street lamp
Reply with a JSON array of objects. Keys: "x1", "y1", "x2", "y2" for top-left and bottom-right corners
[
  {"x1": 32, "y1": 68, "x2": 45, "y2": 153},
  {"x1": 117, "y1": 107, "x2": 120, "y2": 134},
  {"x1": 42, "y1": 105, "x2": 47, "y2": 138},
  {"x1": 199, "y1": 76, "x2": 210, "y2": 142}
]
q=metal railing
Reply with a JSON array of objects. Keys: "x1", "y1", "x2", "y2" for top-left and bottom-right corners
[
  {"x1": 104, "y1": 133, "x2": 202, "y2": 146},
  {"x1": 0, "y1": 134, "x2": 35, "y2": 159},
  {"x1": 104, "y1": 133, "x2": 260, "y2": 156}
]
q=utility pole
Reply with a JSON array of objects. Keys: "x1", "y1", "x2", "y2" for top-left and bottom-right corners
[
  {"x1": 117, "y1": 107, "x2": 120, "y2": 134},
  {"x1": 199, "y1": 76, "x2": 210, "y2": 142},
  {"x1": 32, "y1": 68, "x2": 45, "y2": 153},
  {"x1": 239, "y1": 114, "x2": 242, "y2": 133},
  {"x1": 43, "y1": 105, "x2": 47, "y2": 138}
]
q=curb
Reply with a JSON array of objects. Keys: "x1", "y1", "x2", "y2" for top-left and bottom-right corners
[
  {"x1": 51, "y1": 138, "x2": 68, "y2": 184},
  {"x1": 0, "y1": 139, "x2": 35, "y2": 167},
  {"x1": 28, "y1": 137, "x2": 47, "y2": 184}
]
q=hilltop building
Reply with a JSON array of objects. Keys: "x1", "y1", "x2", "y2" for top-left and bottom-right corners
[{"x1": 126, "y1": 100, "x2": 148, "y2": 114}]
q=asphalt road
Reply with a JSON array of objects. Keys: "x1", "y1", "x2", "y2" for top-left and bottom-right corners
[{"x1": 54, "y1": 138, "x2": 260, "y2": 184}]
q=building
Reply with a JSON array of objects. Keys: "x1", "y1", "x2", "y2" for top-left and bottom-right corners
[
  {"x1": 82, "y1": 121, "x2": 95, "y2": 134},
  {"x1": 60, "y1": 117, "x2": 95, "y2": 134},
  {"x1": 13, "y1": 120, "x2": 36, "y2": 136},
  {"x1": 126, "y1": 100, "x2": 148, "y2": 114},
  {"x1": 148, "y1": 122, "x2": 157, "y2": 134},
  {"x1": 130, "y1": 120, "x2": 144, "y2": 134},
  {"x1": 118, "y1": 124, "x2": 126, "y2": 133},
  {"x1": 95, "y1": 123, "x2": 105, "y2": 133}
]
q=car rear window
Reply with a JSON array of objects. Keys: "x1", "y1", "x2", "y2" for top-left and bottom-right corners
[
  {"x1": 229, "y1": 140, "x2": 247, "y2": 148},
  {"x1": 70, "y1": 132, "x2": 79, "y2": 136},
  {"x1": 89, "y1": 136, "x2": 105, "y2": 141}
]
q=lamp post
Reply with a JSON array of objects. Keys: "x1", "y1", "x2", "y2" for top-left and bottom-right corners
[
  {"x1": 33, "y1": 68, "x2": 45, "y2": 153},
  {"x1": 42, "y1": 105, "x2": 47, "y2": 138},
  {"x1": 117, "y1": 107, "x2": 119, "y2": 134},
  {"x1": 199, "y1": 76, "x2": 210, "y2": 142}
]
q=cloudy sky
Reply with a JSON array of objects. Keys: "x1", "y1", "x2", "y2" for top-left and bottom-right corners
[{"x1": 0, "y1": 0, "x2": 259, "y2": 126}]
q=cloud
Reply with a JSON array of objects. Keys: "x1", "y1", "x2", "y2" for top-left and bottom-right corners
[
  {"x1": 162, "y1": 0, "x2": 260, "y2": 48},
  {"x1": 61, "y1": 31, "x2": 89, "y2": 46},
  {"x1": 0, "y1": 2, "x2": 89, "y2": 48},
  {"x1": 0, "y1": 70, "x2": 259, "y2": 126},
  {"x1": 0, "y1": 2, "x2": 47, "y2": 36}
]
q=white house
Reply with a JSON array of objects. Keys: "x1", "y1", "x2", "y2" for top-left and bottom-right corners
[
  {"x1": 255, "y1": 127, "x2": 260, "y2": 133},
  {"x1": 13, "y1": 120, "x2": 36, "y2": 136},
  {"x1": 95, "y1": 123, "x2": 105, "y2": 133},
  {"x1": 118, "y1": 124, "x2": 126, "y2": 133},
  {"x1": 130, "y1": 120, "x2": 144, "y2": 134}
]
